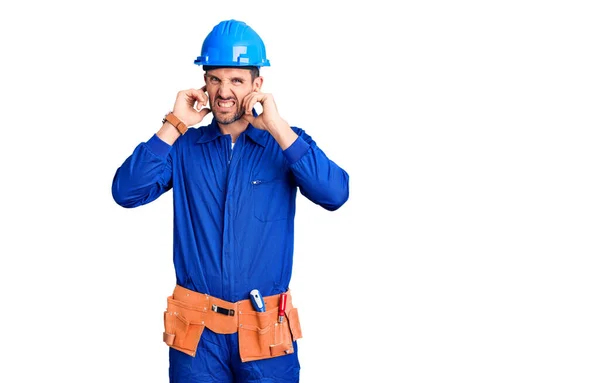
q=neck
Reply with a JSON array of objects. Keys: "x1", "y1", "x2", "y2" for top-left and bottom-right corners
[{"x1": 218, "y1": 119, "x2": 249, "y2": 143}]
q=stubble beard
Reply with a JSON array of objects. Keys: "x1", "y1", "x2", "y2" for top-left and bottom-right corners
[{"x1": 215, "y1": 109, "x2": 243, "y2": 125}]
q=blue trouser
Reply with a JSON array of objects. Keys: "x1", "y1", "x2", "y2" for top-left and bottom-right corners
[{"x1": 169, "y1": 328, "x2": 300, "y2": 382}]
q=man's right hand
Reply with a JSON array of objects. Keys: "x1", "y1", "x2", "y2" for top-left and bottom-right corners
[{"x1": 173, "y1": 86, "x2": 212, "y2": 127}]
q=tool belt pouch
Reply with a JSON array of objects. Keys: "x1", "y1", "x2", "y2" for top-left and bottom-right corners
[
  {"x1": 163, "y1": 296, "x2": 206, "y2": 357},
  {"x1": 238, "y1": 306, "x2": 303, "y2": 362}
]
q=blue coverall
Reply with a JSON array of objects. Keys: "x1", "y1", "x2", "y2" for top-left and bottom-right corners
[{"x1": 112, "y1": 119, "x2": 350, "y2": 382}]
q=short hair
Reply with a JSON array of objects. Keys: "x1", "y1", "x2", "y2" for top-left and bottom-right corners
[{"x1": 203, "y1": 66, "x2": 260, "y2": 81}]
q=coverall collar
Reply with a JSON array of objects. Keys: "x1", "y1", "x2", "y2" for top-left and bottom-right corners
[{"x1": 195, "y1": 117, "x2": 268, "y2": 147}]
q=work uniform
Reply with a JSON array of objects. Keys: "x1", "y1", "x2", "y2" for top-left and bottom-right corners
[{"x1": 112, "y1": 119, "x2": 350, "y2": 382}]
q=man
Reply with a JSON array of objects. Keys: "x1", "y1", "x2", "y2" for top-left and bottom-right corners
[{"x1": 112, "y1": 19, "x2": 349, "y2": 383}]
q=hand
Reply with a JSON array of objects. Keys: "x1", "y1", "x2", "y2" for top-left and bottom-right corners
[
  {"x1": 241, "y1": 91, "x2": 285, "y2": 131},
  {"x1": 172, "y1": 86, "x2": 212, "y2": 127}
]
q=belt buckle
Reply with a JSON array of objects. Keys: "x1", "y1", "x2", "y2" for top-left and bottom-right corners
[{"x1": 212, "y1": 304, "x2": 234, "y2": 316}]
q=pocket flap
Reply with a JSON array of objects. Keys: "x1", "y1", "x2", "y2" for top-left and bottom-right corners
[
  {"x1": 270, "y1": 342, "x2": 294, "y2": 356},
  {"x1": 163, "y1": 332, "x2": 175, "y2": 346}
]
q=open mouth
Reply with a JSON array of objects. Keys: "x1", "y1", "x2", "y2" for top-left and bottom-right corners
[{"x1": 216, "y1": 99, "x2": 235, "y2": 110}]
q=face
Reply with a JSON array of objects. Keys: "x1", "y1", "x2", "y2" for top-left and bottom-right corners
[{"x1": 204, "y1": 68, "x2": 262, "y2": 125}]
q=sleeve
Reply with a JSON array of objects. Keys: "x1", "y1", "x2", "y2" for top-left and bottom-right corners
[
  {"x1": 283, "y1": 127, "x2": 350, "y2": 211},
  {"x1": 111, "y1": 134, "x2": 174, "y2": 208}
]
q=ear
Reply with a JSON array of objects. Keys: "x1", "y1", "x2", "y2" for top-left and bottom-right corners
[{"x1": 253, "y1": 76, "x2": 264, "y2": 92}]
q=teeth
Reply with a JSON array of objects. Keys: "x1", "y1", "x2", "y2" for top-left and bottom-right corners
[{"x1": 218, "y1": 101, "x2": 234, "y2": 107}]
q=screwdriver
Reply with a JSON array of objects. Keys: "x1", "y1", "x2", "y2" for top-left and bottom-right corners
[
  {"x1": 249, "y1": 289, "x2": 266, "y2": 312},
  {"x1": 278, "y1": 293, "x2": 287, "y2": 323}
]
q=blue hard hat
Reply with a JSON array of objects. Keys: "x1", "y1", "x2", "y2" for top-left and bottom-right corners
[{"x1": 194, "y1": 20, "x2": 270, "y2": 67}]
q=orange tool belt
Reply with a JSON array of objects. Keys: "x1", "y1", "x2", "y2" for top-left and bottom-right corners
[{"x1": 163, "y1": 285, "x2": 303, "y2": 362}]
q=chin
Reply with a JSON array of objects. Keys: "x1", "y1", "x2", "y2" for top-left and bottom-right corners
[{"x1": 216, "y1": 112, "x2": 243, "y2": 125}]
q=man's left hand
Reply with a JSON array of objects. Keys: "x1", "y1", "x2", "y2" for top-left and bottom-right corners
[{"x1": 241, "y1": 91, "x2": 287, "y2": 132}]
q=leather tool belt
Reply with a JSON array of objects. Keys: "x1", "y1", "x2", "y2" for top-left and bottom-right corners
[{"x1": 163, "y1": 285, "x2": 303, "y2": 362}]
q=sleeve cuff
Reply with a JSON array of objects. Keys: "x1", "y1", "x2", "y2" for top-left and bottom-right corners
[
  {"x1": 283, "y1": 136, "x2": 310, "y2": 164},
  {"x1": 145, "y1": 134, "x2": 172, "y2": 158}
]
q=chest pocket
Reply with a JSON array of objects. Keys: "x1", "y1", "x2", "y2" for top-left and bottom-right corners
[{"x1": 251, "y1": 174, "x2": 293, "y2": 222}]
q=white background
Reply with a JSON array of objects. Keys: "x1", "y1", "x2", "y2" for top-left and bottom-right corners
[{"x1": 1, "y1": 0, "x2": 599, "y2": 382}]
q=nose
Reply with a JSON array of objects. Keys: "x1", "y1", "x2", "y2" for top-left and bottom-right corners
[{"x1": 217, "y1": 82, "x2": 233, "y2": 98}]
